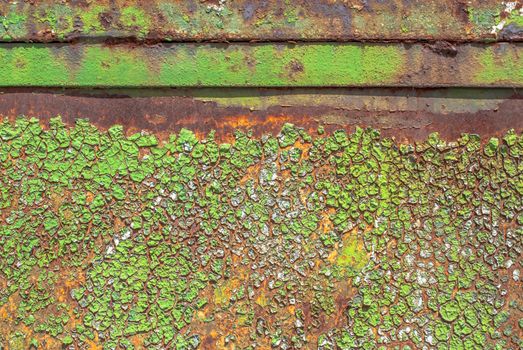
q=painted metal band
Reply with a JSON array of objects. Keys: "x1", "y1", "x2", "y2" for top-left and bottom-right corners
[
  {"x1": 0, "y1": 42, "x2": 521, "y2": 88},
  {"x1": 0, "y1": 0, "x2": 521, "y2": 42}
]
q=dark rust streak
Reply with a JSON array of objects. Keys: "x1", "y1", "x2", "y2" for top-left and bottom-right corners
[{"x1": 0, "y1": 92, "x2": 521, "y2": 143}]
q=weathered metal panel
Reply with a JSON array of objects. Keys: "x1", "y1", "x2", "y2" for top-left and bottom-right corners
[
  {"x1": 0, "y1": 88, "x2": 521, "y2": 142},
  {"x1": 0, "y1": 1, "x2": 522, "y2": 350},
  {"x1": 0, "y1": 0, "x2": 521, "y2": 42},
  {"x1": 0, "y1": 114, "x2": 522, "y2": 349},
  {"x1": 0, "y1": 42, "x2": 521, "y2": 87}
]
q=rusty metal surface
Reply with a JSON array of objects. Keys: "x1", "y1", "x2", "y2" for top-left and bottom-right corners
[
  {"x1": 0, "y1": 42, "x2": 521, "y2": 87},
  {"x1": 0, "y1": 88, "x2": 521, "y2": 142},
  {"x1": 1, "y1": 2, "x2": 522, "y2": 349},
  {"x1": 0, "y1": 110, "x2": 522, "y2": 349},
  {"x1": 0, "y1": 0, "x2": 521, "y2": 42}
]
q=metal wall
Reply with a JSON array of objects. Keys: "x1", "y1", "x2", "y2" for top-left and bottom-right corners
[{"x1": 0, "y1": 1, "x2": 522, "y2": 349}]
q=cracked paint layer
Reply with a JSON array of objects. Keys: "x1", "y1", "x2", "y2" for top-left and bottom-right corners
[{"x1": 0, "y1": 117, "x2": 521, "y2": 349}]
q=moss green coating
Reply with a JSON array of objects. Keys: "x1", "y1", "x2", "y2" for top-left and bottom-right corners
[
  {"x1": 506, "y1": 10, "x2": 523, "y2": 27},
  {"x1": 467, "y1": 6, "x2": 502, "y2": 33},
  {"x1": 475, "y1": 45, "x2": 523, "y2": 84},
  {"x1": 0, "y1": 117, "x2": 521, "y2": 349},
  {"x1": 119, "y1": 7, "x2": 152, "y2": 37},
  {"x1": 79, "y1": 5, "x2": 107, "y2": 34},
  {"x1": 0, "y1": 43, "x2": 521, "y2": 87}
]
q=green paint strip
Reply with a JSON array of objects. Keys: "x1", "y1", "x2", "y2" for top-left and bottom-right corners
[{"x1": 0, "y1": 43, "x2": 521, "y2": 87}]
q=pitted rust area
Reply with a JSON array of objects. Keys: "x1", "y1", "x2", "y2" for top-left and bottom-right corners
[
  {"x1": 0, "y1": 117, "x2": 522, "y2": 349},
  {"x1": 0, "y1": 0, "x2": 520, "y2": 42},
  {"x1": 0, "y1": 89, "x2": 521, "y2": 143}
]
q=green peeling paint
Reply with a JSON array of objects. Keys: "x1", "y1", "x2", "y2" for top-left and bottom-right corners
[
  {"x1": 79, "y1": 5, "x2": 108, "y2": 34},
  {"x1": 335, "y1": 234, "x2": 369, "y2": 271},
  {"x1": 0, "y1": 8, "x2": 27, "y2": 41},
  {"x1": 0, "y1": 117, "x2": 521, "y2": 349},
  {"x1": 0, "y1": 43, "x2": 521, "y2": 87},
  {"x1": 0, "y1": 43, "x2": 404, "y2": 87},
  {"x1": 119, "y1": 7, "x2": 152, "y2": 37},
  {"x1": 35, "y1": 5, "x2": 75, "y2": 40},
  {"x1": 0, "y1": 45, "x2": 71, "y2": 85},
  {"x1": 467, "y1": 6, "x2": 501, "y2": 33},
  {"x1": 506, "y1": 9, "x2": 523, "y2": 27},
  {"x1": 75, "y1": 46, "x2": 151, "y2": 86},
  {"x1": 474, "y1": 45, "x2": 523, "y2": 84}
]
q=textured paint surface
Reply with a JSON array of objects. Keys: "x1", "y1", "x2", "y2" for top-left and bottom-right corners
[
  {"x1": 0, "y1": 0, "x2": 521, "y2": 42},
  {"x1": 0, "y1": 43, "x2": 522, "y2": 87},
  {"x1": 0, "y1": 118, "x2": 522, "y2": 349},
  {"x1": 0, "y1": 0, "x2": 522, "y2": 349}
]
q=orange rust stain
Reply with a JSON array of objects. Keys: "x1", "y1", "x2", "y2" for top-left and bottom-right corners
[
  {"x1": 114, "y1": 216, "x2": 126, "y2": 232},
  {"x1": 130, "y1": 334, "x2": 146, "y2": 348},
  {"x1": 49, "y1": 191, "x2": 65, "y2": 210},
  {"x1": 255, "y1": 292, "x2": 268, "y2": 308},
  {"x1": 144, "y1": 113, "x2": 168, "y2": 125},
  {"x1": 214, "y1": 277, "x2": 244, "y2": 306},
  {"x1": 0, "y1": 263, "x2": 94, "y2": 348},
  {"x1": 84, "y1": 334, "x2": 104, "y2": 350},
  {"x1": 239, "y1": 163, "x2": 261, "y2": 186},
  {"x1": 85, "y1": 191, "x2": 95, "y2": 203},
  {"x1": 0, "y1": 293, "x2": 60, "y2": 349}
]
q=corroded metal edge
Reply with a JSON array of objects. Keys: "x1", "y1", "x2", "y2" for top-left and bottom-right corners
[
  {"x1": 0, "y1": 0, "x2": 521, "y2": 42},
  {"x1": 0, "y1": 88, "x2": 520, "y2": 142},
  {"x1": 0, "y1": 42, "x2": 521, "y2": 88}
]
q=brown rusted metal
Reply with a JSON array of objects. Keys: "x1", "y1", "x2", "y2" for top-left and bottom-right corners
[
  {"x1": 0, "y1": 0, "x2": 521, "y2": 43},
  {"x1": 1, "y1": 2, "x2": 522, "y2": 349},
  {"x1": 0, "y1": 88, "x2": 520, "y2": 142}
]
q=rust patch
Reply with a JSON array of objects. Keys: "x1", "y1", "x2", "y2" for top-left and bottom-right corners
[
  {"x1": 0, "y1": 90, "x2": 520, "y2": 143},
  {"x1": 0, "y1": 0, "x2": 513, "y2": 42}
]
